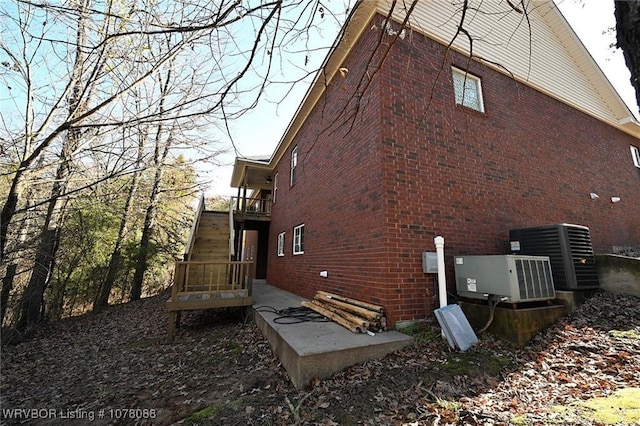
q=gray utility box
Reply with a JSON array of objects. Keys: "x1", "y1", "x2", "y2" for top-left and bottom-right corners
[{"x1": 455, "y1": 255, "x2": 556, "y2": 303}]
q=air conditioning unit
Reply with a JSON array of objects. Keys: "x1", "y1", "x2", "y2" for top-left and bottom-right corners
[
  {"x1": 509, "y1": 224, "x2": 599, "y2": 290},
  {"x1": 454, "y1": 255, "x2": 556, "y2": 303}
]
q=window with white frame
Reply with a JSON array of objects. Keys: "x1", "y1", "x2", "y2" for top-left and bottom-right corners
[
  {"x1": 293, "y1": 224, "x2": 304, "y2": 255},
  {"x1": 451, "y1": 67, "x2": 484, "y2": 112},
  {"x1": 290, "y1": 146, "x2": 298, "y2": 186},
  {"x1": 631, "y1": 145, "x2": 640, "y2": 168},
  {"x1": 277, "y1": 232, "x2": 285, "y2": 256},
  {"x1": 273, "y1": 172, "x2": 278, "y2": 203}
]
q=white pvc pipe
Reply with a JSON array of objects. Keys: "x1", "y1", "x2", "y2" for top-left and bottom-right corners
[{"x1": 434, "y1": 236, "x2": 447, "y2": 308}]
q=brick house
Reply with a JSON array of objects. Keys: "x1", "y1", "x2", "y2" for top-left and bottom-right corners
[{"x1": 230, "y1": 0, "x2": 640, "y2": 327}]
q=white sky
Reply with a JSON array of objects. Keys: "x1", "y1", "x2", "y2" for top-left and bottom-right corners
[{"x1": 203, "y1": 0, "x2": 639, "y2": 197}]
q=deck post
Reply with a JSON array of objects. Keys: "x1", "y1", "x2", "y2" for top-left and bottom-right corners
[{"x1": 167, "y1": 311, "x2": 178, "y2": 342}]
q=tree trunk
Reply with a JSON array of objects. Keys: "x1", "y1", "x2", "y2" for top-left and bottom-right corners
[
  {"x1": 1, "y1": 264, "x2": 18, "y2": 326},
  {"x1": 1, "y1": 175, "x2": 42, "y2": 326},
  {"x1": 93, "y1": 98, "x2": 147, "y2": 309},
  {"x1": 1, "y1": 186, "x2": 22, "y2": 259},
  {"x1": 130, "y1": 69, "x2": 175, "y2": 301},
  {"x1": 615, "y1": 0, "x2": 640, "y2": 110},
  {"x1": 130, "y1": 225, "x2": 150, "y2": 300},
  {"x1": 130, "y1": 171, "x2": 161, "y2": 301},
  {"x1": 94, "y1": 132, "x2": 144, "y2": 311},
  {"x1": 16, "y1": 228, "x2": 58, "y2": 330},
  {"x1": 15, "y1": 0, "x2": 89, "y2": 331}
]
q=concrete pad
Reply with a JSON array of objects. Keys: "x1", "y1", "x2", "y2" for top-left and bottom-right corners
[{"x1": 252, "y1": 281, "x2": 413, "y2": 390}]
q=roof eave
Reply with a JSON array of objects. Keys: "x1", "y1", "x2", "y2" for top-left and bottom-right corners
[
  {"x1": 267, "y1": 0, "x2": 378, "y2": 168},
  {"x1": 230, "y1": 157, "x2": 272, "y2": 188}
]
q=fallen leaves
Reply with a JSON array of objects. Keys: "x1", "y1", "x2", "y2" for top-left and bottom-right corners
[{"x1": 1, "y1": 290, "x2": 638, "y2": 425}]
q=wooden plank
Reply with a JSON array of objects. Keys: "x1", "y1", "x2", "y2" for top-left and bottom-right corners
[
  {"x1": 301, "y1": 301, "x2": 362, "y2": 333},
  {"x1": 317, "y1": 291, "x2": 384, "y2": 313},
  {"x1": 176, "y1": 290, "x2": 248, "y2": 301},
  {"x1": 314, "y1": 293, "x2": 381, "y2": 321},
  {"x1": 165, "y1": 296, "x2": 254, "y2": 312},
  {"x1": 311, "y1": 300, "x2": 369, "y2": 329}
]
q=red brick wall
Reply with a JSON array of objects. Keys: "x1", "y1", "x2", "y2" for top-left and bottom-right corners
[
  {"x1": 378, "y1": 19, "x2": 639, "y2": 314},
  {"x1": 266, "y1": 22, "x2": 416, "y2": 315},
  {"x1": 267, "y1": 13, "x2": 640, "y2": 327}
]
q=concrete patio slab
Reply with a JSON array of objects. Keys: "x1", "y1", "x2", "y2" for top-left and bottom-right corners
[{"x1": 252, "y1": 281, "x2": 414, "y2": 389}]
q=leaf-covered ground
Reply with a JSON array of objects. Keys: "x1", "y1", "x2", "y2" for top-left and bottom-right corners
[{"x1": 1, "y1": 290, "x2": 639, "y2": 425}]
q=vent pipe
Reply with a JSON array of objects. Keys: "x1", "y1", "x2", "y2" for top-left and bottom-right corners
[{"x1": 434, "y1": 236, "x2": 447, "y2": 308}]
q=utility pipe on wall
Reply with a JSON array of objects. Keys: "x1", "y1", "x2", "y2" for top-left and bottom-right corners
[{"x1": 434, "y1": 236, "x2": 447, "y2": 308}]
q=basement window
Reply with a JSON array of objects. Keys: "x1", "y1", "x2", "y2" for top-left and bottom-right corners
[
  {"x1": 631, "y1": 145, "x2": 640, "y2": 168},
  {"x1": 293, "y1": 224, "x2": 304, "y2": 255},
  {"x1": 452, "y1": 67, "x2": 484, "y2": 112},
  {"x1": 277, "y1": 232, "x2": 285, "y2": 256}
]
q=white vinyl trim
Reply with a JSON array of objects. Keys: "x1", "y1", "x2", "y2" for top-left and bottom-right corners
[
  {"x1": 631, "y1": 145, "x2": 640, "y2": 168},
  {"x1": 277, "y1": 232, "x2": 285, "y2": 256},
  {"x1": 293, "y1": 224, "x2": 304, "y2": 255}
]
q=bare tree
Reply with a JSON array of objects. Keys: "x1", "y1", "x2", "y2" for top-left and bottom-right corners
[
  {"x1": 15, "y1": 0, "x2": 93, "y2": 331},
  {"x1": 0, "y1": 0, "x2": 336, "y2": 256},
  {"x1": 130, "y1": 60, "x2": 184, "y2": 301},
  {"x1": 1, "y1": 0, "x2": 346, "y2": 330},
  {"x1": 93, "y1": 125, "x2": 145, "y2": 311}
]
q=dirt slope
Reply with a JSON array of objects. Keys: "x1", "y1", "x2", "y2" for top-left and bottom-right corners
[{"x1": 1, "y1": 290, "x2": 638, "y2": 425}]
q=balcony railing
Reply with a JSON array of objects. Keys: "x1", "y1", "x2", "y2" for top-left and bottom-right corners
[{"x1": 231, "y1": 196, "x2": 271, "y2": 218}]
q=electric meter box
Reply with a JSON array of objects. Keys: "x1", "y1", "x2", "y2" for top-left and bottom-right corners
[{"x1": 422, "y1": 252, "x2": 438, "y2": 273}]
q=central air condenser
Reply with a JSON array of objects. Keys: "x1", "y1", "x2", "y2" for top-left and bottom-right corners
[
  {"x1": 509, "y1": 224, "x2": 599, "y2": 290},
  {"x1": 454, "y1": 255, "x2": 555, "y2": 303}
]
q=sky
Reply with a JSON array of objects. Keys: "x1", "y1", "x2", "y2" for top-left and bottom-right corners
[{"x1": 203, "y1": 0, "x2": 639, "y2": 197}]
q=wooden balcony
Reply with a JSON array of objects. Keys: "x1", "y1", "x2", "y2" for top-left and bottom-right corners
[
  {"x1": 231, "y1": 196, "x2": 271, "y2": 221},
  {"x1": 166, "y1": 261, "x2": 254, "y2": 340}
]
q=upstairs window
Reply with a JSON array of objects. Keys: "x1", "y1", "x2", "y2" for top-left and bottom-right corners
[
  {"x1": 293, "y1": 224, "x2": 304, "y2": 255},
  {"x1": 631, "y1": 145, "x2": 640, "y2": 168},
  {"x1": 277, "y1": 232, "x2": 285, "y2": 256},
  {"x1": 452, "y1": 67, "x2": 484, "y2": 112},
  {"x1": 273, "y1": 172, "x2": 278, "y2": 203},
  {"x1": 290, "y1": 146, "x2": 298, "y2": 186}
]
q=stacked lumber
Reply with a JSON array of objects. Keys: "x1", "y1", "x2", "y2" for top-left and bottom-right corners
[{"x1": 301, "y1": 291, "x2": 387, "y2": 334}]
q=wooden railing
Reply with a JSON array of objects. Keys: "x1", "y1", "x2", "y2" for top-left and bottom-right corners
[
  {"x1": 183, "y1": 194, "x2": 205, "y2": 260},
  {"x1": 172, "y1": 261, "x2": 254, "y2": 298},
  {"x1": 167, "y1": 260, "x2": 254, "y2": 341},
  {"x1": 231, "y1": 196, "x2": 272, "y2": 217}
]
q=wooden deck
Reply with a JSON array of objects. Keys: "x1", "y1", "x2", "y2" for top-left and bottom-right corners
[
  {"x1": 231, "y1": 196, "x2": 271, "y2": 221},
  {"x1": 166, "y1": 261, "x2": 254, "y2": 341}
]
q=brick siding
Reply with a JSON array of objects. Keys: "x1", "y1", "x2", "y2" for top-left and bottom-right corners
[{"x1": 266, "y1": 13, "x2": 640, "y2": 327}]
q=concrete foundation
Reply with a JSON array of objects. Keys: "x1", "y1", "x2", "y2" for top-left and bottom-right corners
[
  {"x1": 554, "y1": 289, "x2": 600, "y2": 313},
  {"x1": 460, "y1": 302, "x2": 569, "y2": 347},
  {"x1": 252, "y1": 281, "x2": 413, "y2": 390},
  {"x1": 595, "y1": 254, "x2": 640, "y2": 297},
  {"x1": 460, "y1": 287, "x2": 605, "y2": 347}
]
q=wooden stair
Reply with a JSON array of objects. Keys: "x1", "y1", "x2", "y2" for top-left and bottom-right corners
[
  {"x1": 188, "y1": 211, "x2": 230, "y2": 262},
  {"x1": 167, "y1": 210, "x2": 253, "y2": 342}
]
